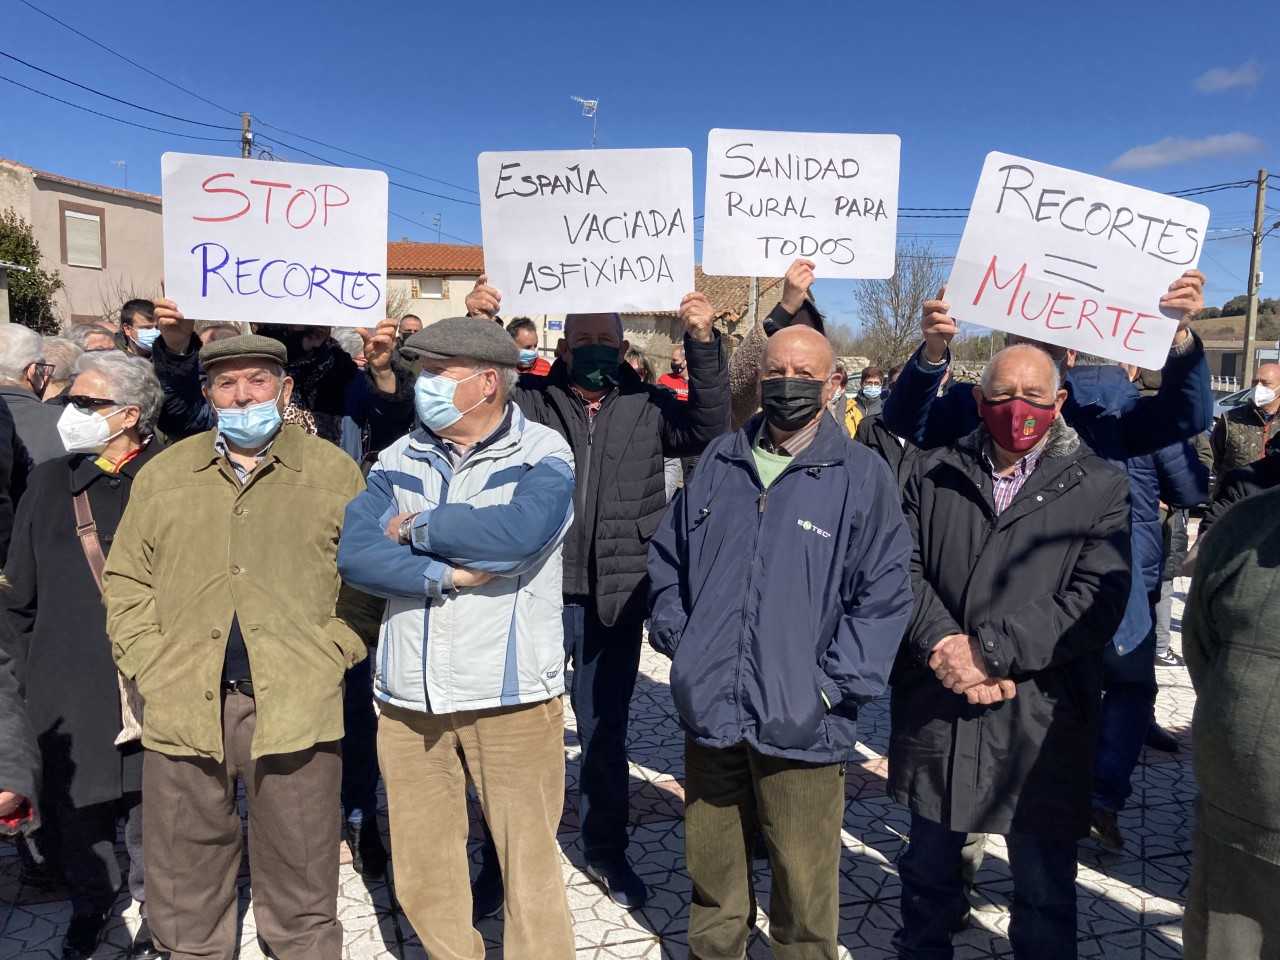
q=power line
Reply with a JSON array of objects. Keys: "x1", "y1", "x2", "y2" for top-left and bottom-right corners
[
  {"x1": 0, "y1": 73, "x2": 241, "y2": 143},
  {"x1": 0, "y1": 49, "x2": 237, "y2": 130},
  {"x1": 252, "y1": 133, "x2": 480, "y2": 208},
  {"x1": 388, "y1": 210, "x2": 475, "y2": 245},
  {"x1": 16, "y1": 0, "x2": 241, "y2": 117},
  {"x1": 15, "y1": 2, "x2": 479, "y2": 197}
]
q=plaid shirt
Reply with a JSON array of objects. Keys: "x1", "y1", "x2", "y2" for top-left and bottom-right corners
[{"x1": 983, "y1": 439, "x2": 1046, "y2": 515}]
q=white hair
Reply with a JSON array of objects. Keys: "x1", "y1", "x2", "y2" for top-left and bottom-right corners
[
  {"x1": 67, "y1": 323, "x2": 116, "y2": 352},
  {"x1": 73, "y1": 350, "x2": 163, "y2": 437},
  {"x1": 0, "y1": 325, "x2": 43, "y2": 384},
  {"x1": 39, "y1": 336, "x2": 84, "y2": 385},
  {"x1": 981, "y1": 344, "x2": 1061, "y2": 395},
  {"x1": 332, "y1": 328, "x2": 365, "y2": 360}
]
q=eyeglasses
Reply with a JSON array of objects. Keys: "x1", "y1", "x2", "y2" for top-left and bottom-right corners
[{"x1": 66, "y1": 395, "x2": 119, "y2": 412}]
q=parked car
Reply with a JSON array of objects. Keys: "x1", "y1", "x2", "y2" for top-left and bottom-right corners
[{"x1": 1213, "y1": 386, "x2": 1252, "y2": 419}]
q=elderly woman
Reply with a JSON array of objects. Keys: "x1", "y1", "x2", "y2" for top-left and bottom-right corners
[
  {"x1": 38, "y1": 336, "x2": 84, "y2": 402},
  {"x1": 4, "y1": 351, "x2": 164, "y2": 960}
]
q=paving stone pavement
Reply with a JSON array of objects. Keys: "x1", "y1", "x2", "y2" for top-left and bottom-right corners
[{"x1": 1, "y1": 580, "x2": 1199, "y2": 959}]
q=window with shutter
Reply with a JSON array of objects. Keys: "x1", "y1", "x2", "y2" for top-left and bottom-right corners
[
  {"x1": 60, "y1": 204, "x2": 105, "y2": 269},
  {"x1": 414, "y1": 277, "x2": 444, "y2": 299}
]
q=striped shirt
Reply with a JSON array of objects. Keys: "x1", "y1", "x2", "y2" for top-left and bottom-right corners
[
  {"x1": 758, "y1": 413, "x2": 823, "y2": 457},
  {"x1": 983, "y1": 439, "x2": 1046, "y2": 515}
]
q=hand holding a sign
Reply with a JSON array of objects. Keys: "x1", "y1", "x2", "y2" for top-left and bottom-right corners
[
  {"x1": 357, "y1": 321, "x2": 398, "y2": 393},
  {"x1": 780, "y1": 259, "x2": 816, "y2": 315},
  {"x1": 466, "y1": 275, "x2": 502, "y2": 321},
  {"x1": 678, "y1": 292, "x2": 716, "y2": 344},
  {"x1": 154, "y1": 297, "x2": 195, "y2": 355},
  {"x1": 921, "y1": 286, "x2": 956, "y2": 364},
  {"x1": 1161, "y1": 269, "x2": 1206, "y2": 343}
]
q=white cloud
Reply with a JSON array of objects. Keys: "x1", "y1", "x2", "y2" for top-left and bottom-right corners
[
  {"x1": 1109, "y1": 132, "x2": 1265, "y2": 171},
  {"x1": 1195, "y1": 61, "x2": 1263, "y2": 93}
]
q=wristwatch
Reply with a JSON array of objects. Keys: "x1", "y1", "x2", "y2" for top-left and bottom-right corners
[{"x1": 398, "y1": 515, "x2": 416, "y2": 545}]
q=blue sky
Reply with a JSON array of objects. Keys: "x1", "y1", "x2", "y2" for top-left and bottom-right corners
[{"x1": 2, "y1": 0, "x2": 1277, "y2": 330}]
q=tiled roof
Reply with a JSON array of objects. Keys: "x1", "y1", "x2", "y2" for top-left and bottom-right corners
[{"x1": 387, "y1": 241, "x2": 484, "y2": 276}]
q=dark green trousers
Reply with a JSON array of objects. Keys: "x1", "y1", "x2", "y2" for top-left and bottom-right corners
[{"x1": 684, "y1": 737, "x2": 845, "y2": 960}]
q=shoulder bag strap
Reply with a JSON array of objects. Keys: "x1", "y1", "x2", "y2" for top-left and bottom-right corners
[{"x1": 72, "y1": 490, "x2": 107, "y2": 593}]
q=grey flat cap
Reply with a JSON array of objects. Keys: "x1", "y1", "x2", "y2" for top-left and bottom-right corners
[
  {"x1": 199, "y1": 333, "x2": 287, "y2": 370},
  {"x1": 401, "y1": 316, "x2": 520, "y2": 367}
]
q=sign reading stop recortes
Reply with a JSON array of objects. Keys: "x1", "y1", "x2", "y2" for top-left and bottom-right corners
[
  {"x1": 701, "y1": 129, "x2": 900, "y2": 280},
  {"x1": 161, "y1": 153, "x2": 389, "y2": 327},
  {"x1": 477, "y1": 147, "x2": 695, "y2": 315},
  {"x1": 947, "y1": 152, "x2": 1210, "y2": 368}
]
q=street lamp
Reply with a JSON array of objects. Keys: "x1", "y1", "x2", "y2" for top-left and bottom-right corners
[{"x1": 570, "y1": 96, "x2": 599, "y2": 148}]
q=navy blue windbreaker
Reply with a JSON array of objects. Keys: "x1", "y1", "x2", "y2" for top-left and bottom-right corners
[{"x1": 646, "y1": 412, "x2": 913, "y2": 764}]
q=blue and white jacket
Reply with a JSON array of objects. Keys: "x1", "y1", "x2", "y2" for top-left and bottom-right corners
[{"x1": 337, "y1": 404, "x2": 575, "y2": 714}]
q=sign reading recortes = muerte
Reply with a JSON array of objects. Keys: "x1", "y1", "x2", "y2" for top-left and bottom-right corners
[
  {"x1": 161, "y1": 152, "x2": 388, "y2": 327},
  {"x1": 701, "y1": 129, "x2": 900, "y2": 279},
  {"x1": 947, "y1": 152, "x2": 1210, "y2": 368},
  {"x1": 477, "y1": 148, "x2": 694, "y2": 314}
]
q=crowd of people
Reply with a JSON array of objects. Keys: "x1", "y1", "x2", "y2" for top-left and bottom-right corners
[{"x1": 0, "y1": 254, "x2": 1275, "y2": 960}]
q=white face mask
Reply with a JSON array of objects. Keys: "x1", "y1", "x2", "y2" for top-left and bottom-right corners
[
  {"x1": 57, "y1": 404, "x2": 128, "y2": 454},
  {"x1": 1252, "y1": 383, "x2": 1277, "y2": 408}
]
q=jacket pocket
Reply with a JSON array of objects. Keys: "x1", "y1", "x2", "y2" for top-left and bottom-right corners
[{"x1": 636, "y1": 511, "x2": 664, "y2": 544}]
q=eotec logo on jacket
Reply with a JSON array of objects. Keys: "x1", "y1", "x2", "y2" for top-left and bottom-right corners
[{"x1": 797, "y1": 518, "x2": 832, "y2": 539}]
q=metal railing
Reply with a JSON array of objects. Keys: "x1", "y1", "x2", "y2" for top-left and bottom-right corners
[{"x1": 1211, "y1": 376, "x2": 1242, "y2": 392}]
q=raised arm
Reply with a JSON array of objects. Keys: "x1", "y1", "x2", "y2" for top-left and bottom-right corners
[
  {"x1": 151, "y1": 298, "x2": 215, "y2": 440},
  {"x1": 659, "y1": 292, "x2": 730, "y2": 457}
]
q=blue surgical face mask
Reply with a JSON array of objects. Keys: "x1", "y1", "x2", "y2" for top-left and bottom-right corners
[
  {"x1": 216, "y1": 390, "x2": 283, "y2": 449},
  {"x1": 861, "y1": 384, "x2": 882, "y2": 400},
  {"x1": 415, "y1": 371, "x2": 483, "y2": 432},
  {"x1": 132, "y1": 327, "x2": 161, "y2": 350},
  {"x1": 518, "y1": 348, "x2": 539, "y2": 368}
]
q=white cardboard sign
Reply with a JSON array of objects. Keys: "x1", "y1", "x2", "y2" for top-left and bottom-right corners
[
  {"x1": 947, "y1": 152, "x2": 1210, "y2": 367},
  {"x1": 161, "y1": 152, "x2": 388, "y2": 327},
  {"x1": 477, "y1": 148, "x2": 694, "y2": 314},
  {"x1": 701, "y1": 129, "x2": 900, "y2": 279}
]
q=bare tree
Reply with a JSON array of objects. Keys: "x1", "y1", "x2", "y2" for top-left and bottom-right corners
[
  {"x1": 852, "y1": 242, "x2": 946, "y2": 368},
  {"x1": 93, "y1": 274, "x2": 160, "y2": 329},
  {"x1": 384, "y1": 283, "x2": 411, "y2": 321}
]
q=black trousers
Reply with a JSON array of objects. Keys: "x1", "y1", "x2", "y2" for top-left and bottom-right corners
[{"x1": 39, "y1": 793, "x2": 141, "y2": 917}]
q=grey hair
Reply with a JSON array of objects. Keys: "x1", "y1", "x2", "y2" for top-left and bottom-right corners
[
  {"x1": 0, "y1": 324, "x2": 43, "y2": 384},
  {"x1": 981, "y1": 343, "x2": 1061, "y2": 395},
  {"x1": 332, "y1": 328, "x2": 365, "y2": 360},
  {"x1": 73, "y1": 350, "x2": 163, "y2": 437},
  {"x1": 39, "y1": 337, "x2": 84, "y2": 385},
  {"x1": 67, "y1": 323, "x2": 116, "y2": 352}
]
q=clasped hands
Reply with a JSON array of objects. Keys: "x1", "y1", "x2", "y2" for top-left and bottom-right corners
[{"x1": 928, "y1": 634, "x2": 1016, "y2": 706}]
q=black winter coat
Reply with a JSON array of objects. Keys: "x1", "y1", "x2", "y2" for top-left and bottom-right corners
[
  {"x1": 890, "y1": 420, "x2": 1132, "y2": 837},
  {"x1": 3, "y1": 446, "x2": 162, "y2": 809},
  {"x1": 513, "y1": 333, "x2": 730, "y2": 626},
  {"x1": 855, "y1": 414, "x2": 920, "y2": 495},
  {"x1": 0, "y1": 632, "x2": 38, "y2": 830},
  {"x1": 1199, "y1": 452, "x2": 1280, "y2": 539}
]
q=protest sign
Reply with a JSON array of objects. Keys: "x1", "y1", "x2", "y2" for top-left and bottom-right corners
[
  {"x1": 701, "y1": 129, "x2": 900, "y2": 279},
  {"x1": 946, "y1": 152, "x2": 1210, "y2": 367},
  {"x1": 161, "y1": 152, "x2": 388, "y2": 327},
  {"x1": 477, "y1": 148, "x2": 694, "y2": 314}
]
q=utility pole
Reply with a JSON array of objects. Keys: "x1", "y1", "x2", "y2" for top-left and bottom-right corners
[
  {"x1": 748, "y1": 275, "x2": 759, "y2": 329},
  {"x1": 240, "y1": 113, "x2": 253, "y2": 159},
  {"x1": 1242, "y1": 168, "x2": 1268, "y2": 383},
  {"x1": 432, "y1": 213, "x2": 442, "y2": 243}
]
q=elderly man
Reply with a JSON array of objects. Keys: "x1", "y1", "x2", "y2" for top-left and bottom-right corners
[
  {"x1": 37, "y1": 336, "x2": 83, "y2": 401},
  {"x1": 1212, "y1": 361, "x2": 1280, "y2": 478},
  {"x1": 338, "y1": 317, "x2": 576, "y2": 959},
  {"x1": 883, "y1": 272, "x2": 1210, "y2": 854},
  {"x1": 104, "y1": 334, "x2": 375, "y2": 960},
  {"x1": 0, "y1": 324, "x2": 62, "y2": 464},
  {"x1": 466, "y1": 275, "x2": 729, "y2": 909},
  {"x1": 891, "y1": 344, "x2": 1132, "y2": 960},
  {"x1": 1183, "y1": 486, "x2": 1280, "y2": 959},
  {"x1": 648, "y1": 325, "x2": 913, "y2": 958}
]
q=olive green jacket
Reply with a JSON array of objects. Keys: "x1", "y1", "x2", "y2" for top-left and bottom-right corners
[{"x1": 104, "y1": 425, "x2": 375, "y2": 761}]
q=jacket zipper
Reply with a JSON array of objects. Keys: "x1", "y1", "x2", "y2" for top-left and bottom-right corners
[{"x1": 731, "y1": 457, "x2": 835, "y2": 732}]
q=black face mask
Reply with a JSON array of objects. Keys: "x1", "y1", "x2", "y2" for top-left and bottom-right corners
[{"x1": 760, "y1": 377, "x2": 825, "y2": 431}]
